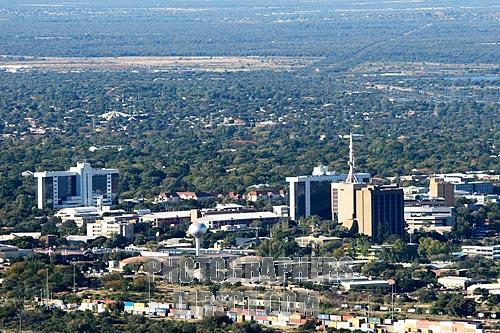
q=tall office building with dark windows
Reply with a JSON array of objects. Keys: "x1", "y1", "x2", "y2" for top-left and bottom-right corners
[
  {"x1": 355, "y1": 185, "x2": 405, "y2": 242},
  {"x1": 286, "y1": 165, "x2": 370, "y2": 221},
  {"x1": 34, "y1": 162, "x2": 119, "y2": 209}
]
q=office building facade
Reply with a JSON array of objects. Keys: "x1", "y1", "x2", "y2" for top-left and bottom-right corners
[
  {"x1": 332, "y1": 182, "x2": 367, "y2": 228},
  {"x1": 286, "y1": 167, "x2": 370, "y2": 221},
  {"x1": 455, "y1": 181, "x2": 493, "y2": 194},
  {"x1": 461, "y1": 245, "x2": 500, "y2": 261},
  {"x1": 87, "y1": 220, "x2": 134, "y2": 240},
  {"x1": 34, "y1": 162, "x2": 119, "y2": 209},
  {"x1": 429, "y1": 177, "x2": 455, "y2": 207},
  {"x1": 355, "y1": 185, "x2": 405, "y2": 242},
  {"x1": 404, "y1": 205, "x2": 455, "y2": 233}
]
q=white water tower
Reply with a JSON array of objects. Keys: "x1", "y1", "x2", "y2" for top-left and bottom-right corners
[{"x1": 188, "y1": 222, "x2": 208, "y2": 256}]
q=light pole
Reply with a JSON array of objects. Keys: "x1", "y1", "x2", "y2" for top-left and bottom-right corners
[
  {"x1": 72, "y1": 262, "x2": 76, "y2": 294},
  {"x1": 367, "y1": 294, "x2": 371, "y2": 319},
  {"x1": 391, "y1": 284, "x2": 395, "y2": 321}
]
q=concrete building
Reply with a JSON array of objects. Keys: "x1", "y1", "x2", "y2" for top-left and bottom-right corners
[
  {"x1": 467, "y1": 279, "x2": 500, "y2": 295},
  {"x1": 332, "y1": 182, "x2": 367, "y2": 229},
  {"x1": 55, "y1": 206, "x2": 130, "y2": 227},
  {"x1": 0, "y1": 244, "x2": 32, "y2": 259},
  {"x1": 402, "y1": 186, "x2": 429, "y2": 200},
  {"x1": 434, "y1": 173, "x2": 494, "y2": 194},
  {"x1": 464, "y1": 194, "x2": 500, "y2": 205},
  {"x1": 340, "y1": 277, "x2": 389, "y2": 291},
  {"x1": 195, "y1": 211, "x2": 282, "y2": 230},
  {"x1": 0, "y1": 232, "x2": 42, "y2": 242},
  {"x1": 272, "y1": 205, "x2": 290, "y2": 218},
  {"x1": 429, "y1": 177, "x2": 455, "y2": 207},
  {"x1": 294, "y1": 235, "x2": 341, "y2": 248},
  {"x1": 286, "y1": 166, "x2": 369, "y2": 221},
  {"x1": 354, "y1": 185, "x2": 405, "y2": 242},
  {"x1": 461, "y1": 245, "x2": 500, "y2": 261},
  {"x1": 140, "y1": 210, "x2": 193, "y2": 227},
  {"x1": 55, "y1": 206, "x2": 102, "y2": 227},
  {"x1": 437, "y1": 276, "x2": 472, "y2": 290},
  {"x1": 435, "y1": 173, "x2": 476, "y2": 184},
  {"x1": 34, "y1": 162, "x2": 119, "y2": 209},
  {"x1": 405, "y1": 206, "x2": 455, "y2": 233},
  {"x1": 455, "y1": 181, "x2": 494, "y2": 195},
  {"x1": 87, "y1": 220, "x2": 134, "y2": 240}
]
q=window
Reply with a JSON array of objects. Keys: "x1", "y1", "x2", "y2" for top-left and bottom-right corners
[
  {"x1": 92, "y1": 174, "x2": 108, "y2": 197},
  {"x1": 57, "y1": 175, "x2": 76, "y2": 199},
  {"x1": 111, "y1": 173, "x2": 119, "y2": 194},
  {"x1": 43, "y1": 177, "x2": 54, "y2": 208},
  {"x1": 310, "y1": 180, "x2": 332, "y2": 219},
  {"x1": 294, "y1": 182, "x2": 306, "y2": 219}
]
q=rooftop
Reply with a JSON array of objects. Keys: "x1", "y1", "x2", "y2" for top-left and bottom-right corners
[{"x1": 197, "y1": 211, "x2": 281, "y2": 223}]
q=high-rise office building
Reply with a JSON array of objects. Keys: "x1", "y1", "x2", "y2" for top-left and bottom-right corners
[
  {"x1": 332, "y1": 182, "x2": 367, "y2": 228},
  {"x1": 286, "y1": 166, "x2": 370, "y2": 221},
  {"x1": 34, "y1": 162, "x2": 119, "y2": 209},
  {"x1": 355, "y1": 185, "x2": 405, "y2": 242},
  {"x1": 429, "y1": 177, "x2": 455, "y2": 207}
]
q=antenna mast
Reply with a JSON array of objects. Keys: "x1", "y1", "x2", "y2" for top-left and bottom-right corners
[{"x1": 340, "y1": 132, "x2": 363, "y2": 184}]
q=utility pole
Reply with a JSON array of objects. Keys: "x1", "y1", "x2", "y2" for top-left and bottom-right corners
[
  {"x1": 367, "y1": 294, "x2": 371, "y2": 319},
  {"x1": 46, "y1": 269, "x2": 50, "y2": 302},
  {"x1": 391, "y1": 284, "x2": 395, "y2": 321},
  {"x1": 73, "y1": 263, "x2": 76, "y2": 294},
  {"x1": 148, "y1": 273, "x2": 151, "y2": 319}
]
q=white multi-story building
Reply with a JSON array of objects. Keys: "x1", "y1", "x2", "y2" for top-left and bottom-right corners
[
  {"x1": 401, "y1": 186, "x2": 429, "y2": 200},
  {"x1": 405, "y1": 206, "x2": 455, "y2": 233},
  {"x1": 34, "y1": 162, "x2": 119, "y2": 209},
  {"x1": 87, "y1": 220, "x2": 134, "y2": 240},
  {"x1": 462, "y1": 245, "x2": 500, "y2": 261},
  {"x1": 195, "y1": 211, "x2": 282, "y2": 230}
]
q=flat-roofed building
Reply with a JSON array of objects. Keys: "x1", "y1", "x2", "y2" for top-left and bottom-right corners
[
  {"x1": 429, "y1": 177, "x2": 455, "y2": 207},
  {"x1": 0, "y1": 244, "x2": 32, "y2": 259},
  {"x1": 467, "y1": 279, "x2": 500, "y2": 295},
  {"x1": 341, "y1": 278, "x2": 389, "y2": 291},
  {"x1": 438, "y1": 276, "x2": 472, "y2": 290},
  {"x1": 332, "y1": 182, "x2": 367, "y2": 229},
  {"x1": 272, "y1": 205, "x2": 290, "y2": 218},
  {"x1": 195, "y1": 211, "x2": 282, "y2": 230},
  {"x1": 405, "y1": 206, "x2": 455, "y2": 233},
  {"x1": 140, "y1": 210, "x2": 193, "y2": 227},
  {"x1": 402, "y1": 186, "x2": 429, "y2": 200},
  {"x1": 462, "y1": 245, "x2": 500, "y2": 261},
  {"x1": 463, "y1": 194, "x2": 500, "y2": 205},
  {"x1": 55, "y1": 206, "x2": 129, "y2": 227},
  {"x1": 87, "y1": 220, "x2": 134, "y2": 240},
  {"x1": 455, "y1": 181, "x2": 494, "y2": 194},
  {"x1": 34, "y1": 162, "x2": 118, "y2": 209},
  {"x1": 55, "y1": 206, "x2": 101, "y2": 226},
  {"x1": 286, "y1": 165, "x2": 370, "y2": 221},
  {"x1": 295, "y1": 235, "x2": 341, "y2": 248},
  {"x1": 355, "y1": 185, "x2": 405, "y2": 242}
]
